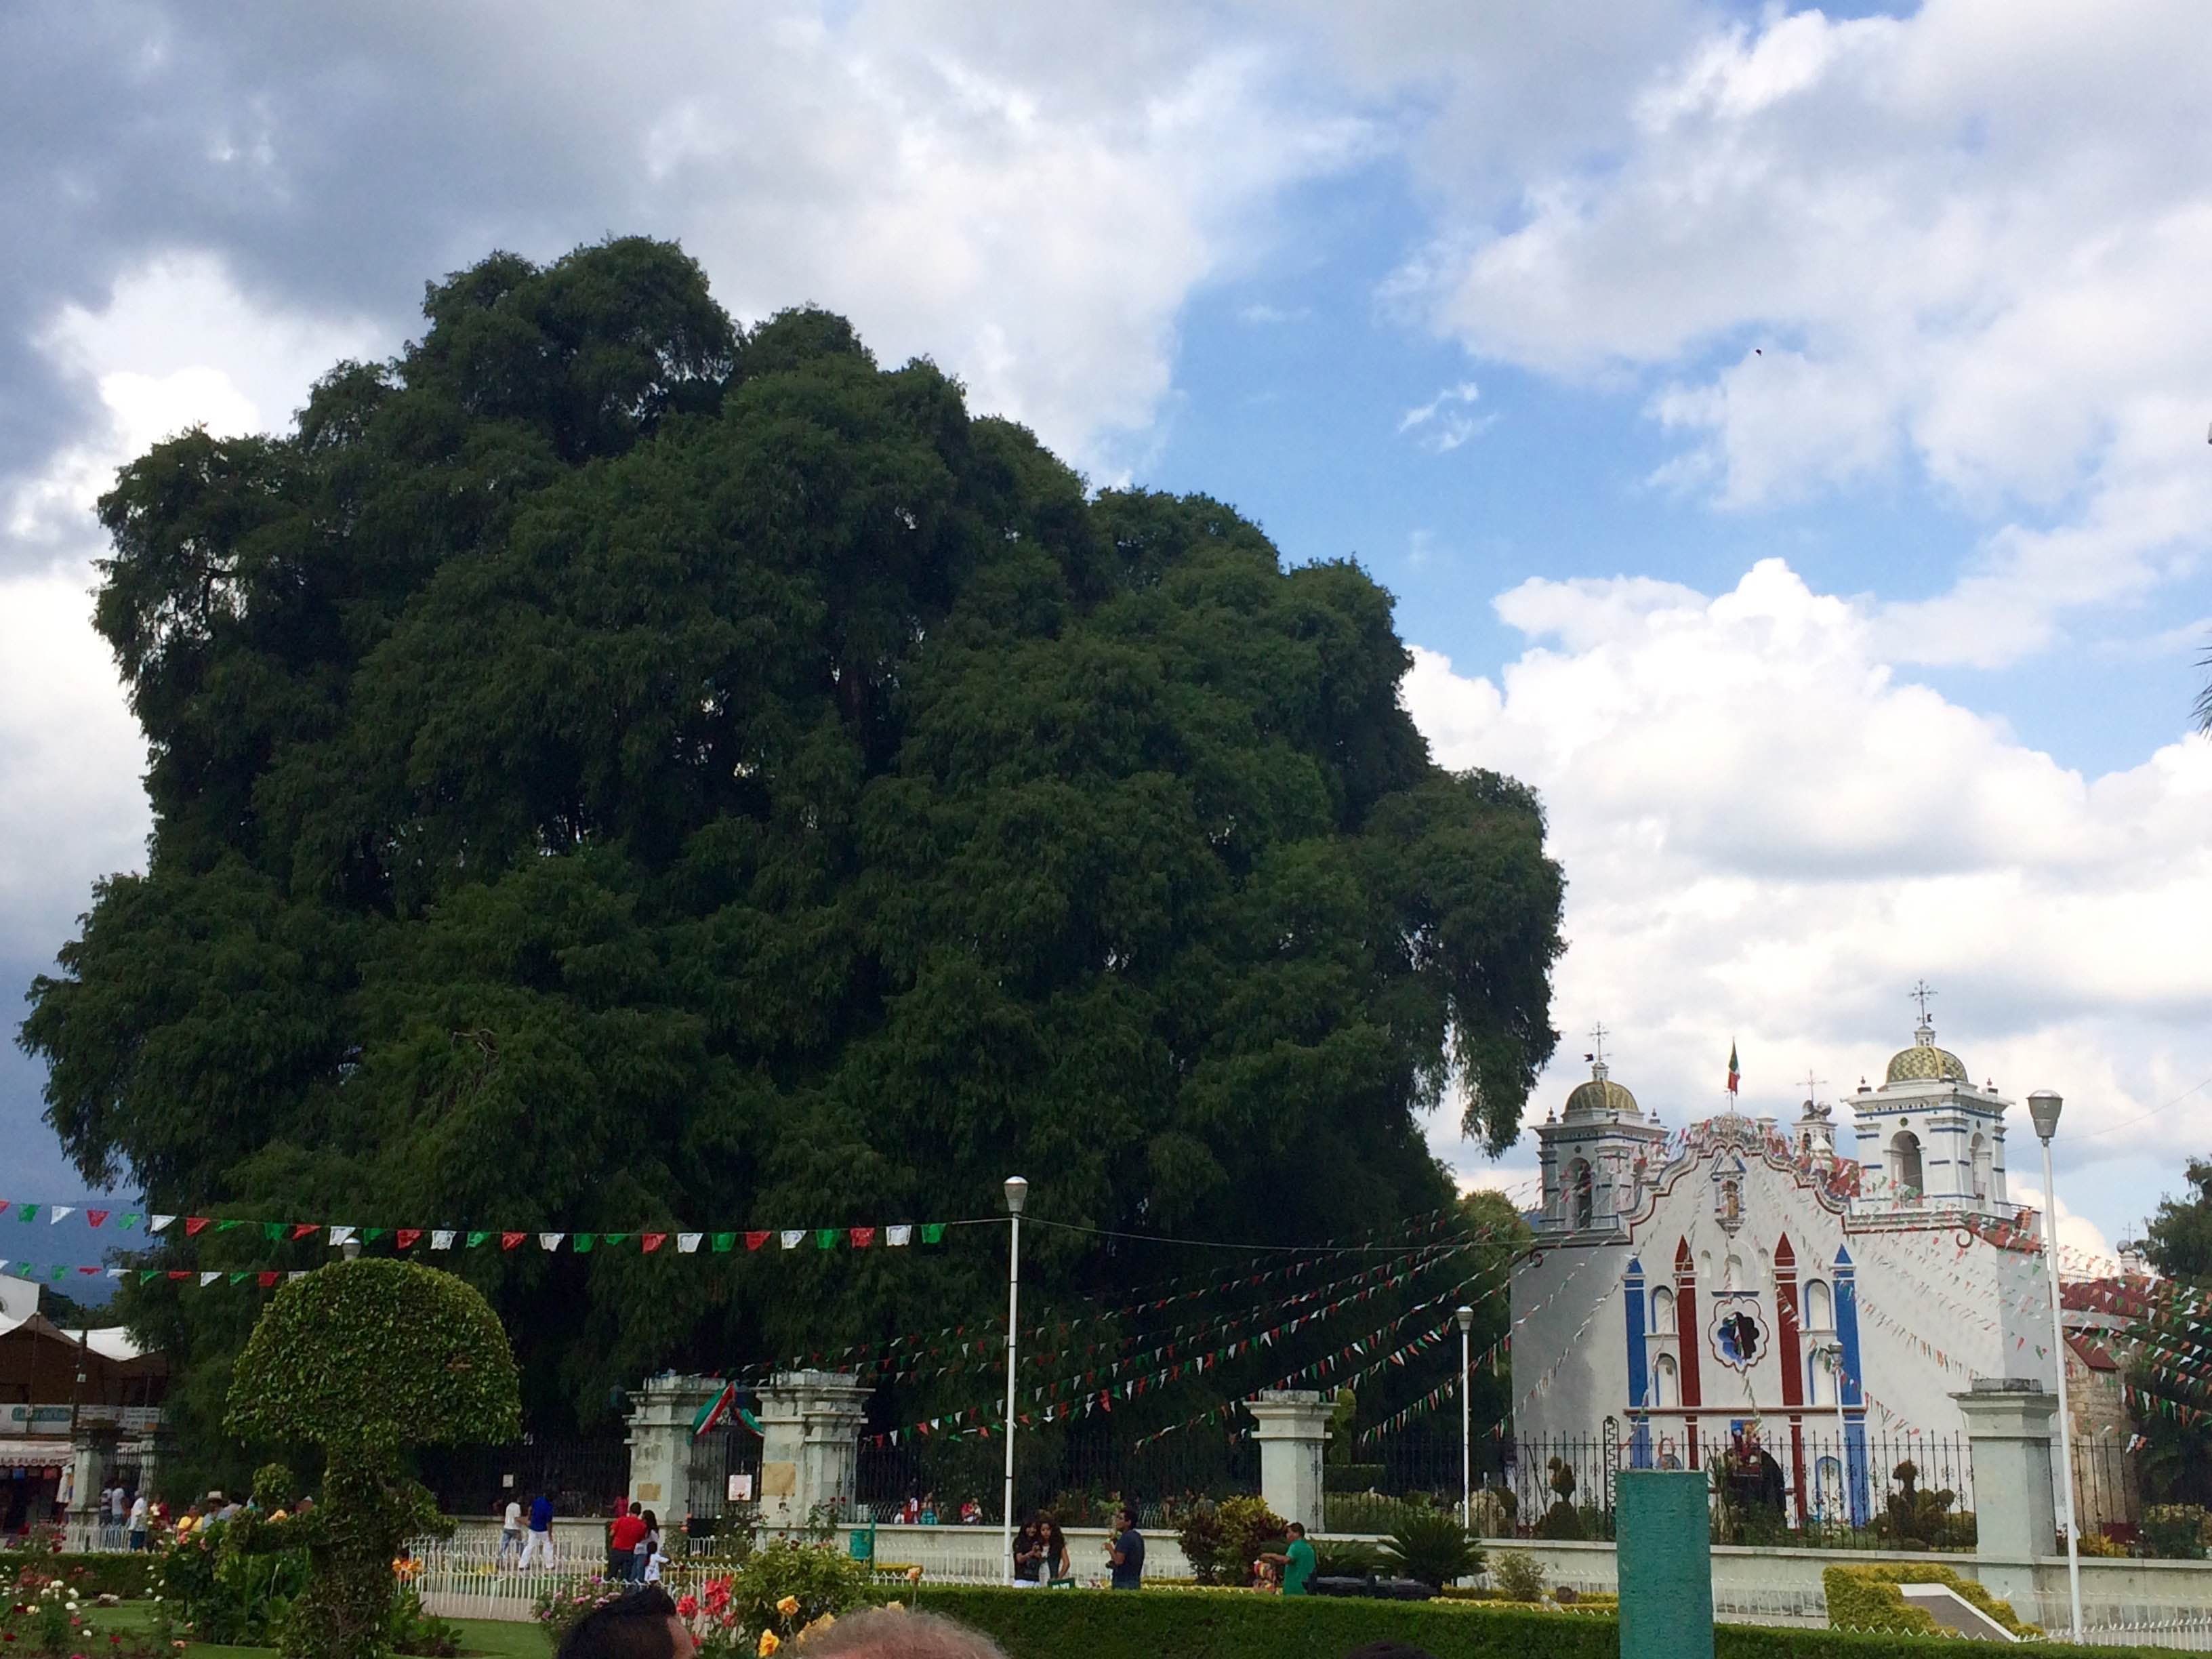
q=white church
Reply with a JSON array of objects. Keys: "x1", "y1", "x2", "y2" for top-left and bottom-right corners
[{"x1": 1509, "y1": 1008, "x2": 2057, "y2": 1523}]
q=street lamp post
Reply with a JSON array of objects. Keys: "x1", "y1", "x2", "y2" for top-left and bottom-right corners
[
  {"x1": 1001, "y1": 1176, "x2": 1027, "y2": 1585},
  {"x1": 2027, "y1": 1090, "x2": 2084, "y2": 1642},
  {"x1": 1456, "y1": 1305, "x2": 1475, "y2": 1530}
]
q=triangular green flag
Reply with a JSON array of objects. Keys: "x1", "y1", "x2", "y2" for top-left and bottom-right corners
[
  {"x1": 466, "y1": 1231, "x2": 491, "y2": 1248},
  {"x1": 119, "y1": 1213, "x2": 140, "y2": 1229},
  {"x1": 711, "y1": 1233, "x2": 736, "y2": 1254},
  {"x1": 920, "y1": 1223, "x2": 945, "y2": 1246},
  {"x1": 262, "y1": 1223, "x2": 286, "y2": 1242},
  {"x1": 602, "y1": 1233, "x2": 630, "y2": 1248},
  {"x1": 18, "y1": 1206, "x2": 37, "y2": 1223},
  {"x1": 139, "y1": 1270, "x2": 160, "y2": 1284},
  {"x1": 228, "y1": 1272, "x2": 249, "y2": 1285},
  {"x1": 815, "y1": 1229, "x2": 838, "y2": 1250},
  {"x1": 364, "y1": 1228, "x2": 388, "y2": 1243},
  {"x1": 215, "y1": 1218, "x2": 244, "y2": 1233},
  {"x1": 573, "y1": 1234, "x2": 596, "y2": 1253},
  {"x1": 51, "y1": 1265, "x2": 67, "y2": 1280}
]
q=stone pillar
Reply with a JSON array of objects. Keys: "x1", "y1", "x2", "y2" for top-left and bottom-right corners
[
  {"x1": 1247, "y1": 1390, "x2": 1330, "y2": 1533},
  {"x1": 756, "y1": 1370, "x2": 871, "y2": 1531},
  {"x1": 68, "y1": 1424, "x2": 118, "y2": 1547},
  {"x1": 1952, "y1": 1380, "x2": 2059, "y2": 1607},
  {"x1": 624, "y1": 1374, "x2": 726, "y2": 1525}
]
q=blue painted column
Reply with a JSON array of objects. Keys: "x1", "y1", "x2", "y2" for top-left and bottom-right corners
[
  {"x1": 1832, "y1": 1246, "x2": 1870, "y2": 1526},
  {"x1": 1618, "y1": 1470, "x2": 1715, "y2": 1659},
  {"x1": 1624, "y1": 1257, "x2": 1653, "y2": 1469}
]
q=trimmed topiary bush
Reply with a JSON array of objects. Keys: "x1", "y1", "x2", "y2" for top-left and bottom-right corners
[
  {"x1": 1379, "y1": 1505, "x2": 1485, "y2": 1591},
  {"x1": 1821, "y1": 1563, "x2": 2037, "y2": 1637},
  {"x1": 225, "y1": 1258, "x2": 520, "y2": 1659}
]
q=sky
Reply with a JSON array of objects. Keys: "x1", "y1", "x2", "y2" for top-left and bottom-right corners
[{"x1": 3, "y1": 0, "x2": 2209, "y2": 1275}]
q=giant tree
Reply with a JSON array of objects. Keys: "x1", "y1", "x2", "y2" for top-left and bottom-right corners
[{"x1": 22, "y1": 237, "x2": 1564, "y2": 1483}]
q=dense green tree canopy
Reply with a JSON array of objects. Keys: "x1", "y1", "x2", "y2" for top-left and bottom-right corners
[{"x1": 23, "y1": 238, "x2": 1562, "y2": 1454}]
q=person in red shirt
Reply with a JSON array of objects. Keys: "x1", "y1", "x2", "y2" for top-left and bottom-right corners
[{"x1": 609, "y1": 1503, "x2": 647, "y2": 1582}]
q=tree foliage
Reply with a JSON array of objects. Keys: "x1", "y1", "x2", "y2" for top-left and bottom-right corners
[
  {"x1": 2139, "y1": 1162, "x2": 2212, "y2": 1506},
  {"x1": 22, "y1": 237, "x2": 1564, "y2": 1458}
]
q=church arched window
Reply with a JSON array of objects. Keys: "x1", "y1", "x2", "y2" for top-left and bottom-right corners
[
  {"x1": 1889, "y1": 1130, "x2": 1923, "y2": 1195},
  {"x1": 1970, "y1": 1133, "x2": 1991, "y2": 1200},
  {"x1": 1651, "y1": 1286, "x2": 1676, "y2": 1335},
  {"x1": 1652, "y1": 1353, "x2": 1679, "y2": 1408},
  {"x1": 1568, "y1": 1159, "x2": 1594, "y2": 1229},
  {"x1": 1723, "y1": 1252, "x2": 1744, "y2": 1290},
  {"x1": 1803, "y1": 1277, "x2": 1832, "y2": 1330}
]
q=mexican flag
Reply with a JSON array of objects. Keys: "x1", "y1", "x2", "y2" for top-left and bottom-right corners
[
  {"x1": 692, "y1": 1381, "x2": 736, "y2": 1439},
  {"x1": 1726, "y1": 1041, "x2": 1740, "y2": 1094}
]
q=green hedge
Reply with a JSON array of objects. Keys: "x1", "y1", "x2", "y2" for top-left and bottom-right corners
[
  {"x1": 1820, "y1": 1563, "x2": 2036, "y2": 1637},
  {"x1": 904, "y1": 1585, "x2": 2177, "y2": 1659}
]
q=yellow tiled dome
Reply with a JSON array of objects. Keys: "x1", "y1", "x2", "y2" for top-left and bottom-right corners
[{"x1": 1885, "y1": 1023, "x2": 1969, "y2": 1086}]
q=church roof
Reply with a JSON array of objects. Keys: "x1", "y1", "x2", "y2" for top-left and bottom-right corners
[{"x1": 1884, "y1": 1020, "x2": 1969, "y2": 1086}]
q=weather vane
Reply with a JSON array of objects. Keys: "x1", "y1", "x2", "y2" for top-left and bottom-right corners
[
  {"x1": 1586, "y1": 1021, "x2": 1609, "y2": 1067},
  {"x1": 1908, "y1": 980, "x2": 1937, "y2": 1025}
]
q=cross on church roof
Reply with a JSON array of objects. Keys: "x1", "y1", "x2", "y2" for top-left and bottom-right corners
[
  {"x1": 1909, "y1": 980, "x2": 1938, "y2": 1025},
  {"x1": 1586, "y1": 1022, "x2": 1609, "y2": 1067},
  {"x1": 1801, "y1": 1069, "x2": 1826, "y2": 1101}
]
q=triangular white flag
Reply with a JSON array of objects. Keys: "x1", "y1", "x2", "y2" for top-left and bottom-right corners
[
  {"x1": 539, "y1": 1233, "x2": 565, "y2": 1252},
  {"x1": 288, "y1": 1271, "x2": 308, "y2": 1281},
  {"x1": 199, "y1": 1271, "x2": 221, "y2": 1286},
  {"x1": 431, "y1": 1229, "x2": 455, "y2": 1250},
  {"x1": 780, "y1": 1230, "x2": 805, "y2": 1250},
  {"x1": 678, "y1": 1232, "x2": 702, "y2": 1254},
  {"x1": 0, "y1": 1261, "x2": 9, "y2": 1273},
  {"x1": 106, "y1": 1267, "x2": 125, "y2": 1278},
  {"x1": 49, "y1": 1206, "x2": 74, "y2": 1224},
  {"x1": 150, "y1": 1214, "x2": 176, "y2": 1233},
  {"x1": 328, "y1": 1225, "x2": 356, "y2": 1247},
  {"x1": 886, "y1": 1226, "x2": 912, "y2": 1248}
]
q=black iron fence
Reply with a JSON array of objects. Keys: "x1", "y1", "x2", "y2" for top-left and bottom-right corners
[
  {"x1": 416, "y1": 1436, "x2": 632, "y2": 1520},
  {"x1": 854, "y1": 1426, "x2": 1258, "y2": 1530},
  {"x1": 684, "y1": 1423, "x2": 764, "y2": 1524}
]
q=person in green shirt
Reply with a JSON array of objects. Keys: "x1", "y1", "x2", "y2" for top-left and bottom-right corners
[{"x1": 1266, "y1": 1521, "x2": 1318, "y2": 1596}]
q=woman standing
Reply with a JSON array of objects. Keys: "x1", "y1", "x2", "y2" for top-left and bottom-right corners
[
  {"x1": 1038, "y1": 1517, "x2": 1073, "y2": 1586},
  {"x1": 1010, "y1": 1519, "x2": 1044, "y2": 1585}
]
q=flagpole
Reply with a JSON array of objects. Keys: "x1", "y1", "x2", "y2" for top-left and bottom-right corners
[{"x1": 1002, "y1": 1176, "x2": 1027, "y2": 1585}]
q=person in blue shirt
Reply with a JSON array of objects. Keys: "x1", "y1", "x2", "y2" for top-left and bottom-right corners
[
  {"x1": 1107, "y1": 1504, "x2": 1144, "y2": 1590},
  {"x1": 520, "y1": 1490, "x2": 556, "y2": 1571}
]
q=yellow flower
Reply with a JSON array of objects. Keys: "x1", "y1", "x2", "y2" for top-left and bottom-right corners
[
  {"x1": 796, "y1": 1612, "x2": 836, "y2": 1645},
  {"x1": 904, "y1": 1566, "x2": 923, "y2": 1584},
  {"x1": 775, "y1": 1595, "x2": 800, "y2": 1618},
  {"x1": 757, "y1": 1633, "x2": 781, "y2": 1657}
]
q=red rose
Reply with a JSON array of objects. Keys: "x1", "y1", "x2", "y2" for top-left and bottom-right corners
[{"x1": 675, "y1": 1596, "x2": 699, "y2": 1618}]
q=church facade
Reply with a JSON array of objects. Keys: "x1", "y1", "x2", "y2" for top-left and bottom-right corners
[{"x1": 1509, "y1": 1017, "x2": 2057, "y2": 1524}]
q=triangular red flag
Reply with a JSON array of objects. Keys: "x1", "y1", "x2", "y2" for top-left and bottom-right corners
[
  {"x1": 641, "y1": 1233, "x2": 667, "y2": 1253},
  {"x1": 396, "y1": 1229, "x2": 422, "y2": 1249},
  {"x1": 849, "y1": 1227, "x2": 876, "y2": 1248},
  {"x1": 167, "y1": 1270, "x2": 191, "y2": 1280},
  {"x1": 184, "y1": 1216, "x2": 211, "y2": 1235},
  {"x1": 501, "y1": 1231, "x2": 527, "y2": 1251},
  {"x1": 86, "y1": 1209, "x2": 110, "y2": 1227},
  {"x1": 76, "y1": 1265, "x2": 98, "y2": 1275},
  {"x1": 745, "y1": 1231, "x2": 771, "y2": 1251},
  {"x1": 258, "y1": 1271, "x2": 279, "y2": 1288},
  {"x1": 291, "y1": 1223, "x2": 319, "y2": 1240}
]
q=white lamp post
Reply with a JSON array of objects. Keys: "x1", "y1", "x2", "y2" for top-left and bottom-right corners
[
  {"x1": 1456, "y1": 1305, "x2": 1475, "y2": 1530},
  {"x1": 1001, "y1": 1175, "x2": 1027, "y2": 1584},
  {"x1": 2027, "y1": 1090, "x2": 2083, "y2": 1641}
]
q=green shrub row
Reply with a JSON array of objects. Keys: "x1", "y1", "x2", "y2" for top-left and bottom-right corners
[
  {"x1": 905, "y1": 1585, "x2": 2180, "y2": 1659},
  {"x1": 1820, "y1": 1563, "x2": 2037, "y2": 1638}
]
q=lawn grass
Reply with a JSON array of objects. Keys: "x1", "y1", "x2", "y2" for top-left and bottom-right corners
[{"x1": 75, "y1": 1599, "x2": 543, "y2": 1659}]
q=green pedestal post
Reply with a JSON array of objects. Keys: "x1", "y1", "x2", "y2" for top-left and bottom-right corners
[{"x1": 1616, "y1": 1469, "x2": 1714, "y2": 1659}]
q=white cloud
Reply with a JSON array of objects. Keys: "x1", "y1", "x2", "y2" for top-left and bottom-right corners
[
  {"x1": 1402, "y1": 559, "x2": 2212, "y2": 1240},
  {"x1": 1397, "y1": 380, "x2": 1489, "y2": 452},
  {"x1": 2010, "y1": 1182, "x2": 2115, "y2": 1266},
  {"x1": 1391, "y1": 0, "x2": 2212, "y2": 663}
]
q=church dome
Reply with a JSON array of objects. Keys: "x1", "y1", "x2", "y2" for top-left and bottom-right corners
[
  {"x1": 1884, "y1": 1021, "x2": 1969, "y2": 1086},
  {"x1": 1564, "y1": 1069, "x2": 1640, "y2": 1119}
]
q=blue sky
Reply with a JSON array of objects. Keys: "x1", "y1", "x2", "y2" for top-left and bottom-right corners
[{"x1": 3, "y1": 1, "x2": 2209, "y2": 1284}]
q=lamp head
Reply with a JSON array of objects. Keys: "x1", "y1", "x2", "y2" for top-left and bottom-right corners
[
  {"x1": 1003, "y1": 1175, "x2": 1029, "y2": 1215},
  {"x1": 2026, "y1": 1090, "x2": 2063, "y2": 1142},
  {"x1": 1454, "y1": 1305, "x2": 1475, "y2": 1333}
]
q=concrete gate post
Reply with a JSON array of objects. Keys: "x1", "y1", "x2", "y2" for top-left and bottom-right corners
[
  {"x1": 1618, "y1": 1469, "x2": 1715, "y2": 1659},
  {"x1": 756, "y1": 1370, "x2": 872, "y2": 1532},
  {"x1": 1247, "y1": 1390, "x2": 1331, "y2": 1534},
  {"x1": 68, "y1": 1424, "x2": 119, "y2": 1549},
  {"x1": 625, "y1": 1374, "x2": 727, "y2": 1525},
  {"x1": 1952, "y1": 1380, "x2": 2060, "y2": 1608}
]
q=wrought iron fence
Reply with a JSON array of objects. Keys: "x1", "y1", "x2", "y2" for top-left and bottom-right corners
[
  {"x1": 853, "y1": 1425, "x2": 1257, "y2": 1529},
  {"x1": 415, "y1": 1436, "x2": 632, "y2": 1521},
  {"x1": 1324, "y1": 1426, "x2": 1495, "y2": 1532},
  {"x1": 684, "y1": 1424, "x2": 763, "y2": 1523}
]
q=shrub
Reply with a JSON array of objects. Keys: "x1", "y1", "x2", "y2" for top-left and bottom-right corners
[
  {"x1": 718, "y1": 1538, "x2": 875, "y2": 1635},
  {"x1": 1311, "y1": 1538, "x2": 1381, "y2": 1578},
  {"x1": 1489, "y1": 1549, "x2": 1547, "y2": 1603},
  {"x1": 2141, "y1": 1504, "x2": 2211, "y2": 1560},
  {"x1": 1821, "y1": 1563, "x2": 2037, "y2": 1637},
  {"x1": 225, "y1": 1259, "x2": 522, "y2": 1659},
  {"x1": 531, "y1": 1574, "x2": 633, "y2": 1650},
  {"x1": 1378, "y1": 1507, "x2": 1484, "y2": 1591},
  {"x1": 1170, "y1": 1495, "x2": 1284, "y2": 1586},
  {"x1": 1170, "y1": 1501, "x2": 1227, "y2": 1585},
  {"x1": 1533, "y1": 1500, "x2": 1584, "y2": 1540}
]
